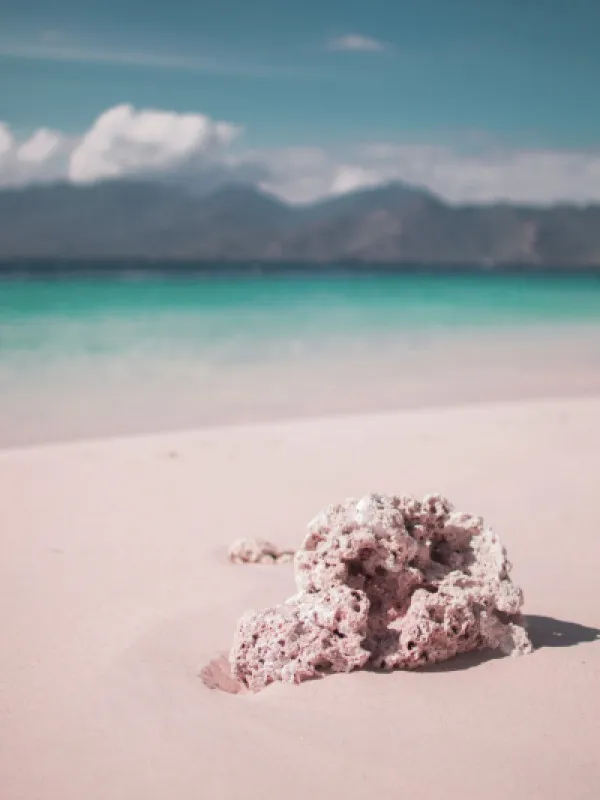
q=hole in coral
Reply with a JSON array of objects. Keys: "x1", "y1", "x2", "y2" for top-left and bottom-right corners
[
  {"x1": 347, "y1": 561, "x2": 362, "y2": 577},
  {"x1": 430, "y1": 543, "x2": 445, "y2": 564}
]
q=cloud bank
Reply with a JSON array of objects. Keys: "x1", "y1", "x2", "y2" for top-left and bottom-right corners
[
  {"x1": 68, "y1": 104, "x2": 238, "y2": 182},
  {"x1": 2, "y1": 104, "x2": 600, "y2": 206}
]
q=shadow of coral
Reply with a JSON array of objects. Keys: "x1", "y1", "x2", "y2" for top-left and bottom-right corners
[
  {"x1": 414, "y1": 648, "x2": 503, "y2": 673},
  {"x1": 525, "y1": 615, "x2": 600, "y2": 649}
]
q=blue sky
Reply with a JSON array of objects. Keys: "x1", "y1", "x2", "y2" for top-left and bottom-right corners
[
  {"x1": 2, "y1": 0, "x2": 599, "y2": 146},
  {"x1": 1, "y1": 1, "x2": 600, "y2": 203}
]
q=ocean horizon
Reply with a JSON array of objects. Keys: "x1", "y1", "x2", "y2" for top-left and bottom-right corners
[{"x1": 4, "y1": 258, "x2": 600, "y2": 275}]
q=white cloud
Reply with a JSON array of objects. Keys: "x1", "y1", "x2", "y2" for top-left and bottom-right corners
[
  {"x1": 330, "y1": 165, "x2": 381, "y2": 195},
  {"x1": 357, "y1": 143, "x2": 600, "y2": 205},
  {"x1": 0, "y1": 122, "x2": 15, "y2": 157},
  {"x1": 0, "y1": 123, "x2": 69, "y2": 185},
  {"x1": 17, "y1": 128, "x2": 63, "y2": 163},
  {"x1": 3, "y1": 104, "x2": 600, "y2": 206},
  {"x1": 68, "y1": 104, "x2": 239, "y2": 183},
  {"x1": 255, "y1": 142, "x2": 600, "y2": 206},
  {"x1": 0, "y1": 105, "x2": 239, "y2": 188},
  {"x1": 328, "y1": 34, "x2": 387, "y2": 52},
  {"x1": 0, "y1": 41, "x2": 298, "y2": 78}
]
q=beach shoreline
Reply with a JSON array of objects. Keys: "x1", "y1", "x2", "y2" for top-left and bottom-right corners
[
  {"x1": 3, "y1": 319, "x2": 600, "y2": 449},
  {"x1": 3, "y1": 269, "x2": 600, "y2": 448}
]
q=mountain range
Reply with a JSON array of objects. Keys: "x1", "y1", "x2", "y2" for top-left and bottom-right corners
[{"x1": 1, "y1": 179, "x2": 600, "y2": 266}]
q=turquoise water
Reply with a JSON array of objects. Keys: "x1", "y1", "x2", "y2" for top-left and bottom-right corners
[
  {"x1": 2, "y1": 270, "x2": 600, "y2": 445},
  {"x1": 3, "y1": 272, "x2": 600, "y2": 370}
]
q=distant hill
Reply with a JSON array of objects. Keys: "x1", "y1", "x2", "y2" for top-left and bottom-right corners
[{"x1": 1, "y1": 179, "x2": 600, "y2": 266}]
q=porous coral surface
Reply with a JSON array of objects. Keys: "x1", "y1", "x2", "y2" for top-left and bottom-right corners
[
  {"x1": 230, "y1": 494, "x2": 532, "y2": 690},
  {"x1": 228, "y1": 538, "x2": 294, "y2": 565}
]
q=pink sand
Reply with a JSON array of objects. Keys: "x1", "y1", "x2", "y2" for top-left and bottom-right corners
[{"x1": 1, "y1": 398, "x2": 599, "y2": 799}]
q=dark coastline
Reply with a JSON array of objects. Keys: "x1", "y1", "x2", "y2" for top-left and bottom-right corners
[{"x1": 2, "y1": 258, "x2": 600, "y2": 279}]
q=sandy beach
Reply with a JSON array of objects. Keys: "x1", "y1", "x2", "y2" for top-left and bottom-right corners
[
  {"x1": 1, "y1": 396, "x2": 599, "y2": 800},
  {"x1": 4, "y1": 1, "x2": 600, "y2": 793}
]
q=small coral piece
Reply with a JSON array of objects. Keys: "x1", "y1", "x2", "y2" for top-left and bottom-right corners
[
  {"x1": 228, "y1": 538, "x2": 295, "y2": 565},
  {"x1": 230, "y1": 494, "x2": 532, "y2": 690}
]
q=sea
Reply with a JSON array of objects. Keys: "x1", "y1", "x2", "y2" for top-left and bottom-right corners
[{"x1": 2, "y1": 264, "x2": 600, "y2": 446}]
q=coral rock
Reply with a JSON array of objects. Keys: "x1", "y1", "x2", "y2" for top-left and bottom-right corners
[
  {"x1": 230, "y1": 494, "x2": 532, "y2": 689},
  {"x1": 228, "y1": 538, "x2": 294, "y2": 565},
  {"x1": 231, "y1": 586, "x2": 370, "y2": 691}
]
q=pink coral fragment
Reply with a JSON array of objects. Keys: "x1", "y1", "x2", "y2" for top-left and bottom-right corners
[
  {"x1": 230, "y1": 493, "x2": 532, "y2": 690},
  {"x1": 228, "y1": 538, "x2": 295, "y2": 565}
]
